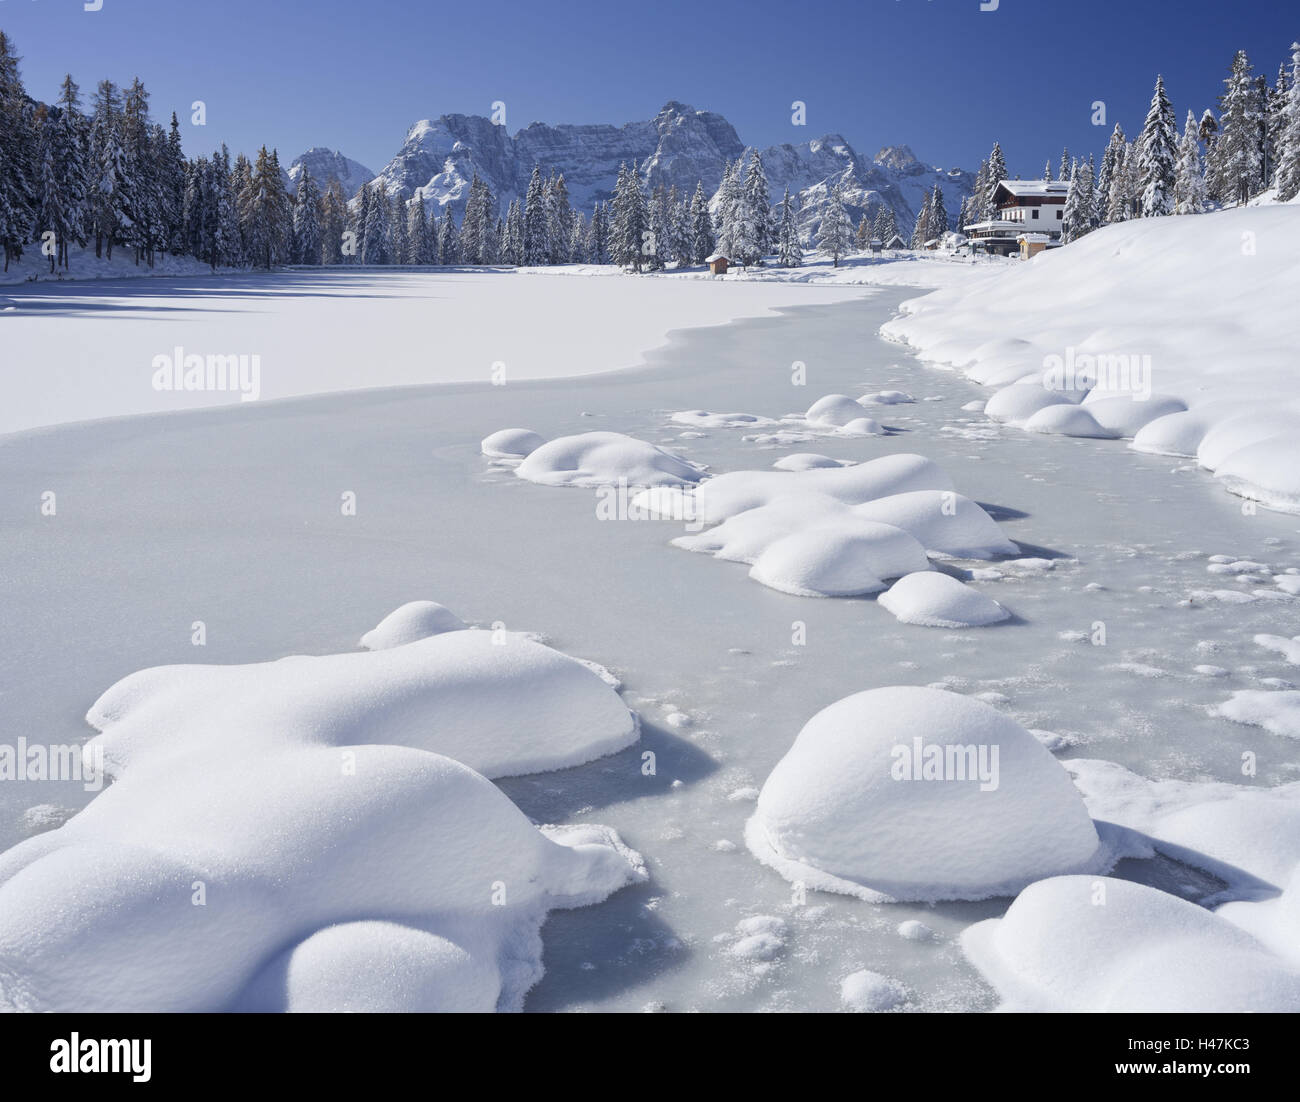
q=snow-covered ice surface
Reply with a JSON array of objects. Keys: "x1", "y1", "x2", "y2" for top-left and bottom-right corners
[{"x1": 3, "y1": 271, "x2": 1300, "y2": 1011}]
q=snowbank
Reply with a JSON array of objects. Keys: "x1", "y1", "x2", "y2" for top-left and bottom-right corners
[
  {"x1": 481, "y1": 428, "x2": 546, "y2": 459},
  {"x1": 878, "y1": 571, "x2": 1010, "y2": 628},
  {"x1": 882, "y1": 207, "x2": 1300, "y2": 512},
  {"x1": 0, "y1": 608, "x2": 644, "y2": 1012},
  {"x1": 360, "y1": 600, "x2": 467, "y2": 648},
  {"x1": 748, "y1": 523, "x2": 924, "y2": 598},
  {"x1": 745, "y1": 687, "x2": 1106, "y2": 902}
]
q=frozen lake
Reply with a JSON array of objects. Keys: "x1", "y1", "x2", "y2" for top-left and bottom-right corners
[{"x1": 1, "y1": 273, "x2": 1297, "y2": 1011}]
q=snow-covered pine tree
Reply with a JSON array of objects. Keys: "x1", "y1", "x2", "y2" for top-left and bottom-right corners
[
  {"x1": 1061, "y1": 159, "x2": 1095, "y2": 243},
  {"x1": 160, "y1": 113, "x2": 186, "y2": 255},
  {"x1": 569, "y1": 210, "x2": 587, "y2": 264},
  {"x1": 360, "y1": 182, "x2": 389, "y2": 265},
  {"x1": 818, "y1": 182, "x2": 851, "y2": 265},
  {"x1": 319, "y1": 178, "x2": 346, "y2": 265},
  {"x1": 910, "y1": 190, "x2": 932, "y2": 248},
  {"x1": 609, "y1": 161, "x2": 648, "y2": 271},
  {"x1": 1059, "y1": 148, "x2": 1072, "y2": 181},
  {"x1": 689, "y1": 181, "x2": 713, "y2": 264},
  {"x1": 1208, "y1": 50, "x2": 1264, "y2": 205},
  {"x1": 252, "y1": 147, "x2": 291, "y2": 268},
  {"x1": 738, "y1": 150, "x2": 772, "y2": 264},
  {"x1": 712, "y1": 158, "x2": 742, "y2": 259},
  {"x1": 983, "y1": 141, "x2": 1008, "y2": 218},
  {"x1": 664, "y1": 184, "x2": 686, "y2": 268},
  {"x1": 1266, "y1": 61, "x2": 1288, "y2": 189},
  {"x1": 408, "y1": 193, "x2": 433, "y2": 264},
  {"x1": 1095, "y1": 124, "x2": 1125, "y2": 225},
  {"x1": 388, "y1": 194, "x2": 409, "y2": 265},
  {"x1": 522, "y1": 165, "x2": 548, "y2": 266},
  {"x1": 1137, "y1": 74, "x2": 1178, "y2": 217},
  {"x1": 501, "y1": 198, "x2": 521, "y2": 265},
  {"x1": 48, "y1": 75, "x2": 89, "y2": 269},
  {"x1": 587, "y1": 200, "x2": 609, "y2": 264},
  {"x1": 970, "y1": 158, "x2": 990, "y2": 222},
  {"x1": 88, "y1": 79, "x2": 128, "y2": 261},
  {"x1": 926, "y1": 183, "x2": 949, "y2": 242},
  {"x1": 212, "y1": 145, "x2": 238, "y2": 268},
  {"x1": 121, "y1": 79, "x2": 158, "y2": 265},
  {"x1": 1043, "y1": 160, "x2": 1053, "y2": 183},
  {"x1": 0, "y1": 32, "x2": 37, "y2": 271},
  {"x1": 644, "y1": 189, "x2": 665, "y2": 271},
  {"x1": 546, "y1": 172, "x2": 572, "y2": 264},
  {"x1": 872, "y1": 204, "x2": 898, "y2": 243},
  {"x1": 35, "y1": 110, "x2": 65, "y2": 273},
  {"x1": 291, "y1": 167, "x2": 322, "y2": 264},
  {"x1": 776, "y1": 187, "x2": 802, "y2": 267},
  {"x1": 1105, "y1": 141, "x2": 1136, "y2": 223},
  {"x1": 437, "y1": 203, "x2": 458, "y2": 265},
  {"x1": 1173, "y1": 110, "x2": 1208, "y2": 214},
  {"x1": 1276, "y1": 42, "x2": 1300, "y2": 202}
]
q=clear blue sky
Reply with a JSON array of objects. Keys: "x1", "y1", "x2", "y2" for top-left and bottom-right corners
[{"x1": 2, "y1": 0, "x2": 1296, "y2": 176}]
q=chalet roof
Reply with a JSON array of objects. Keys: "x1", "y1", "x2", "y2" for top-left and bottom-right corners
[
  {"x1": 704, "y1": 253, "x2": 729, "y2": 263},
  {"x1": 996, "y1": 179, "x2": 1070, "y2": 200}
]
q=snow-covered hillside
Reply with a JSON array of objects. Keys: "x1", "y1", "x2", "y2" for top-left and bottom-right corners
[
  {"x1": 882, "y1": 206, "x2": 1300, "y2": 512},
  {"x1": 367, "y1": 101, "x2": 973, "y2": 237}
]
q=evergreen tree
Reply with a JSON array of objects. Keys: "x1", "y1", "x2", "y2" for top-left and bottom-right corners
[
  {"x1": 522, "y1": 165, "x2": 548, "y2": 265},
  {"x1": 291, "y1": 166, "x2": 322, "y2": 264},
  {"x1": 569, "y1": 210, "x2": 587, "y2": 264},
  {"x1": 1208, "y1": 50, "x2": 1264, "y2": 205},
  {"x1": 1059, "y1": 148, "x2": 1072, "y2": 181},
  {"x1": 88, "y1": 79, "x2": 127, "y2": 260},
  {"x1": 818, "y1": 182, "x2": 851, "y2": 265},
  {"x1": 436, "y1": 203, "x2": 458, "y2": 264},
  {"x1": 1043, "y1": 160, "x2": 1053, "y2": 183},
  {"x1": 926, "y1": 182, "x2": 949, "y2": 241},
  {"x1": 644, "y1": 188, "x2": 665, "y2": 271},
  {"x1": 211, "y1": 145, "x2": 238, "y2": 268},
  {"x1": 1061, "y1": 158, "x2": 1097, "y2": 243},
  {"x1": 1095, "y1": 124, "x2": 1126, "y2": 224},
  {"x1": 776, "y1": 187, "x2": 802, "y2": 267},
  {"x1": 872, "y1": 204, "x2": 898, "y2": 243},
  {"x1": 160, "y1": 112, "x2": 186, "y2": 254},
  {"x1": 350, "y1": 180, "x2": 370, "y2": 264},
  {"x1": 502, "y1": 197, "x2": 523, "y2": 265},
  {"x1": 1275, "y1": 42, "x2": 1300, "y2": 202},
  {"x1": 609, "y1": 161, "x2": 648, "y2": 271},
  {"x1": 319, "y1": 178, "x2": 346, "y2": 265},
  {"x1": 389, "y1": 195, "x2": 408, "y2": 264},
  {"x1": 46, "y1": 75, "x2": 89, "y2": 269},
  {"x1": 982, "y1": 141, "x2": 1008, "y2": 218},
  {"x1": 587, "y1": 200, "x2": 609, "y2": 264},
  {"x1": 546, "y1": 172, "x2": 572, "y2": 264},
  {"x1": 713, "y1": 158, "x2": 742, "y2": 258},
  {"x1": 1137, "y1": 74, "x2": 1178, "y2": 217},
  {"x1": 1173, "y1": 110, "x2": 1209, "y2": 214},
  {"x1": 735, "y1": 150, "x2": 771, "y2": 264},
  {"x1": 689, "y1": 181, "x2": 713, "y2": 264},
  {"x1": 0, "y1": 32, "x2": 37, "y2": 270},
  {"x1": 1105, "y1": 141, "x2": 1137, "y2": 223},
  {"x1": 360, "y1": 182, "x2": 389, "y2": 265},
  {"x1": 911, "y1": 190, "x2": 932, "y2": 248}
]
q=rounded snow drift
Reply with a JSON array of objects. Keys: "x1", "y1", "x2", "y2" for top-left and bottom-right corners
[
  {"x1": 360, "y1": 600, "x2": 467, "y2": 649},
  {"x1": 1022, "y1": 403, "x2": 1115, "y2": 438},
  {"x1": 805, "y1": 394, "x2": 867, "y2": 427},
  {"x1": 772, "y1": 453, "x2": 844, "y2": 471},
  {"x1": 878, "y1": 572, "x2": 1009, "y2": 628},
  {"x1": 745, "y1": 686, "x2": 1105, "y2": 902},
  {"x1": 481, "y1": 428, "x2": 546, "y2": 460},
  {"x1": 984, "y1": 385, "x2": 1070, "y2": 425},
  {"x1": 748, "y1": 522, "x2": 928, "y2": 598},
  {"x1": 516, "y1": 431, "x2": 705, "y2": 488},
  {"x1": 839, "y1": 417, "x2": 885, "y2": 436}
]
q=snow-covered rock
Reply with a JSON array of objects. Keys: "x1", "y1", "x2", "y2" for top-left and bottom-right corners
[
  {"x1": 878, "y1": 572, "x2": 1010, "y2": 628},
  {"x1": 745, "y1": 687, "x2": 1107, "y2": 902},
  {"x1": 516, "y1": 431, "x2": 706, "y2": 488},
  {"x1": 805, "y1": 394, "x2": 867, "y2": 427}
]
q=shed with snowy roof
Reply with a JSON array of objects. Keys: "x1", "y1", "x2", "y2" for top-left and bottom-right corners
[{"x1": 705, "y1": 253, "x2": 730, "y2": 275}]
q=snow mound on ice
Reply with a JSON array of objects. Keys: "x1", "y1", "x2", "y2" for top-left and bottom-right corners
[
  {"x1": 840, "y1": 969, "x2": 910, "y2": 1011},
  {"x1": 88, "y1": 627, "x2": 638, "y2": 781},
  {"x1": 805, "y1": 394, "x2": 867, "y2": 427},
  {"x1": 675, "y1": 496, "x2": 930, "y2": 579},
  {"x1": 1130, "y1": 406, "x2": 1229, "y2": 457},
  {"x1": 854, "y1": 491, "x2": 1019, "y2": 558},
  {"x1": 878, "y1": 572, "x2": 1010, "y2": 628},
  {"x1": 670, "y1": 410, "x2": 777, "y2": 429},
  {"x1": 1080, "y1": 394, "x2": 1186, "y2": 438},
  {"x1": 984, "y1": 385, "x2": 1070, "y2": 425},
  {"x1": 1213, "y1": 690, "x2": 1300, "y2": 739},
  {"x1": 1214, "y1": 436, "x2": 1300, "y2": 514},
  {"x1": 1022, "y1": 404, "x2": 1116, "y2": 439},
  {"x1": 772, "y1": 453, "x2": 845, "y2": 471},
  {"x1": 961, "y1": 875, "x2": 1300, "y2": 1012},
  {"x1": 0, "y1": 744, "x2": 645, "y2": 1012},
  {"x1": 691, "y1": 453, "x2": 953, "y2": 525},
  {"x1": 360, "y1": 600, "x2": 467, "y2": 649},
  {"x1": 838, "y1": 417, "x2": 885, "y2": 436},
  {"x1": 481, "y1": 427, "x2": 545, "y2": 460},
  {"x1": 745, "y1": 687, "x2": 1106, "y2": 902},
  {"x1": 858, "y1": 390, "x2": 914, "y2": 406},
  {"x1": 748, "y1": 524, "x2": 921, "y2": 598},
  {"x1": 516, "y1": 431, "x2": 705, "y2": 488}
]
